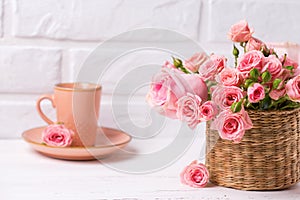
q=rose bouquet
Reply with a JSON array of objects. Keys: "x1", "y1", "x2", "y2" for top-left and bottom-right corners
[{"x1": 146, "y1": 20, "x2": 300, "y2": 188}]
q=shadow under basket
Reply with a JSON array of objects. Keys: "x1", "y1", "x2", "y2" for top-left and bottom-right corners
[{"x1": 206, "y1": 108, "x2": 300, "y2": 190}]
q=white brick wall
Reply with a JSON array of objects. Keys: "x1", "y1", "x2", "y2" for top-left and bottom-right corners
[
  {"x1": 13, "y1": 0, "x2": 202, "y2": 41},
  {"x1": 207, "y1": 0, "x2": 300, "y2": 43},
  {"x1": 0, "y1": 47, "x2": 61, "y2": 93},
  {"x1": 1, "y1": 0, "x2": 300, "y2": 138},
  {"x1": 0, "y1": 95, "x2": 56, "y2": 138}
]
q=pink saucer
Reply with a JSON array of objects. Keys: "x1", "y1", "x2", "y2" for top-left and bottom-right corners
[{"x1": 22, "y1": 126, "x2": 131, "y2": 161}]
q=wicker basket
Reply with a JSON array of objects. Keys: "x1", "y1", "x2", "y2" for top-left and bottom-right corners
[{"x1": 206, "y1": 108, "x2": 300, "y2": 190}]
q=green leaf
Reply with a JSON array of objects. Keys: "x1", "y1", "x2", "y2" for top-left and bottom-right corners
[
  {"x1": 245, "y1": 97, "x2": 259, "y2": 109},
  {"x1": 271, "y1": 96, "x2": 288, "y2": 109},
  {"x1": 231, "y1": 100, "x2": 243, "y2": 113},
  {"x1": 276, "y1": 96, "x2": 288, "y2": 104},
  {"x1": 261, "y1": 71, "x2": 272, "y2": 83},
  {"x1": 260, "y1": 95, "x2": 271, "y2": 110},
  {"x1": 245, "y1": 100, "x2": 251, "y2": 108},
  {"x1": 249, "y1": 68, "x2": 260, "y2": 80},
  {"x1": 285, "y1": 65, "x2": 294, "y2": 71},
  {"x1": 280, "y1": 101, "x2": 300, "y2": 110},
  {"x1": 235, "y1": 101, "x2": 242, "y2": 112},
  {"x1": 230, "y1": 102, "x2": 237, "y2": 112},
  {"x1": 272, "y1": 78, "x2": 282, "y2": 90}
]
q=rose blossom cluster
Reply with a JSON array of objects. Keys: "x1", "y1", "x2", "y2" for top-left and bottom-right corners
[
  {"x1": 147, "y1": 20, "x2": 300, "y2": 188},
  {"x1": 146, "y1": 51, "x2": 253, "y2": 142},
  {"x1": 147, "y1": 20, "x2": 300, "y2": 143},
  {"x1": 146, "y1": 53, "x2": 225, "y2": 130},
  {"x1": 229, "y1": 20, "x2": 300, "y2": 107}
]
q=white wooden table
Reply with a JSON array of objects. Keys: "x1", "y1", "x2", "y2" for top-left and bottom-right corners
[{"x1": 1, "y1": 138, "x2": 299, "y2": 200}]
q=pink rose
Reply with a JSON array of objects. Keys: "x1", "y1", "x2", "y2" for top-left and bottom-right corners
[
  {"x1": 262, "y1": 55, "x2": 283, "y2": 80},
  {"x1": 177, "y1": 93, "x2": 202, "y2": 129},
  {"x1": 211, "y1": 109, "x2": 253, "y2": 143},
  {"x1": 269, "y1": 88, "x2": 286, "y2": 100},
  {"x1": 228, "y1": 20, "x2": 253, "y2": 42},
  {"x1": 278, "y1": 69, "x2": 292, "y2": 82},
  {"x1": 212, "y1": 86, "x2": 245, "y2": 110},
  {"x1": 180, "y1": 160, "x2": 209, "y2": 188},
  {"x1": 199, "y1": 101, "x2": 218, "y2": 121},
  {"x1": 293, "y1": 68, "x2": 300, "y2": 78},
  {"x1": 245, "y1": 37, "x2": 265, "y2": 52},
  {"x1": 283, "y1": 56, "x2": 299, "y2": 69},
  {"x1": 286, "y1": 76, "x2": 300, "y2": 102},
  {"x1": 42, "y1": 124, "x2": 74, "y2": 147},
  {"x1": 237, "y1": 50, "x2": 264, "y2": 78},
  {"x1": 198, "y1": 54, "x2": 226, "y2": 81},
  {"x1": 281, "y1": 56, "x2": 300, "y2": 77},
  {"x1": 184, "y1": 52, "x2": 209, "y2": 72},
  {"x1": 146, "y1": 69, "x2": 180, "y2": 118},
  {"x1": 247, "y1": 83, "x2": 265, "y2": 103},
  {"x1": 181, "y1": 73, "x2": 208, "y2": 102},
  {"x1": 147, "y1": 69, "x2": 208, "y2": 119},
  {"x1": 210, "y1": 54, "x2": 227, "y2": 73},
  {"x1": 217, "y1": 67, "x2": 242, "y2": 86},
  {"x1": 198, "y1": 61, "x2": 216, "y2": 81}
]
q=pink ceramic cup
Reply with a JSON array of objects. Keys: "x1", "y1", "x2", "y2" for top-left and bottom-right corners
[{"x1": 36, "y1": 82, "x2": 101, "y2": 147}]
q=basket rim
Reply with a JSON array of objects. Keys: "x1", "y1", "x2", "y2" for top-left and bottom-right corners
[{"x1": 246, "y1": 107, "x2": 300, "y2": 115}]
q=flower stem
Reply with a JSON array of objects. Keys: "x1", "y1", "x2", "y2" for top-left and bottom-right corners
[{"x1": 233, "y1": 44, "x2": 239, "y2": 67}]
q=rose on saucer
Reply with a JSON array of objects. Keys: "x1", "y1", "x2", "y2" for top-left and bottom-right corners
[{"x1": 42, "y1": 124, "x2": 74, "y2": 147}]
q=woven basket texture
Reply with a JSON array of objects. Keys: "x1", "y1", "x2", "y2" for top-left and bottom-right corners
[{"x1": 206, "y1": 108, "x2": 300, "y2": 190}]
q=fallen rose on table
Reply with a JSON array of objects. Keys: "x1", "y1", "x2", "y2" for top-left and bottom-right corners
[{"x1": 180, "y1": 160, "x2": 209, "y2": 188}]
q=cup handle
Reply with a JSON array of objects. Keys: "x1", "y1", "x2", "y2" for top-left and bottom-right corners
[{"x1": 36, "y1": 94, "x2": 55, "y2": 124}]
